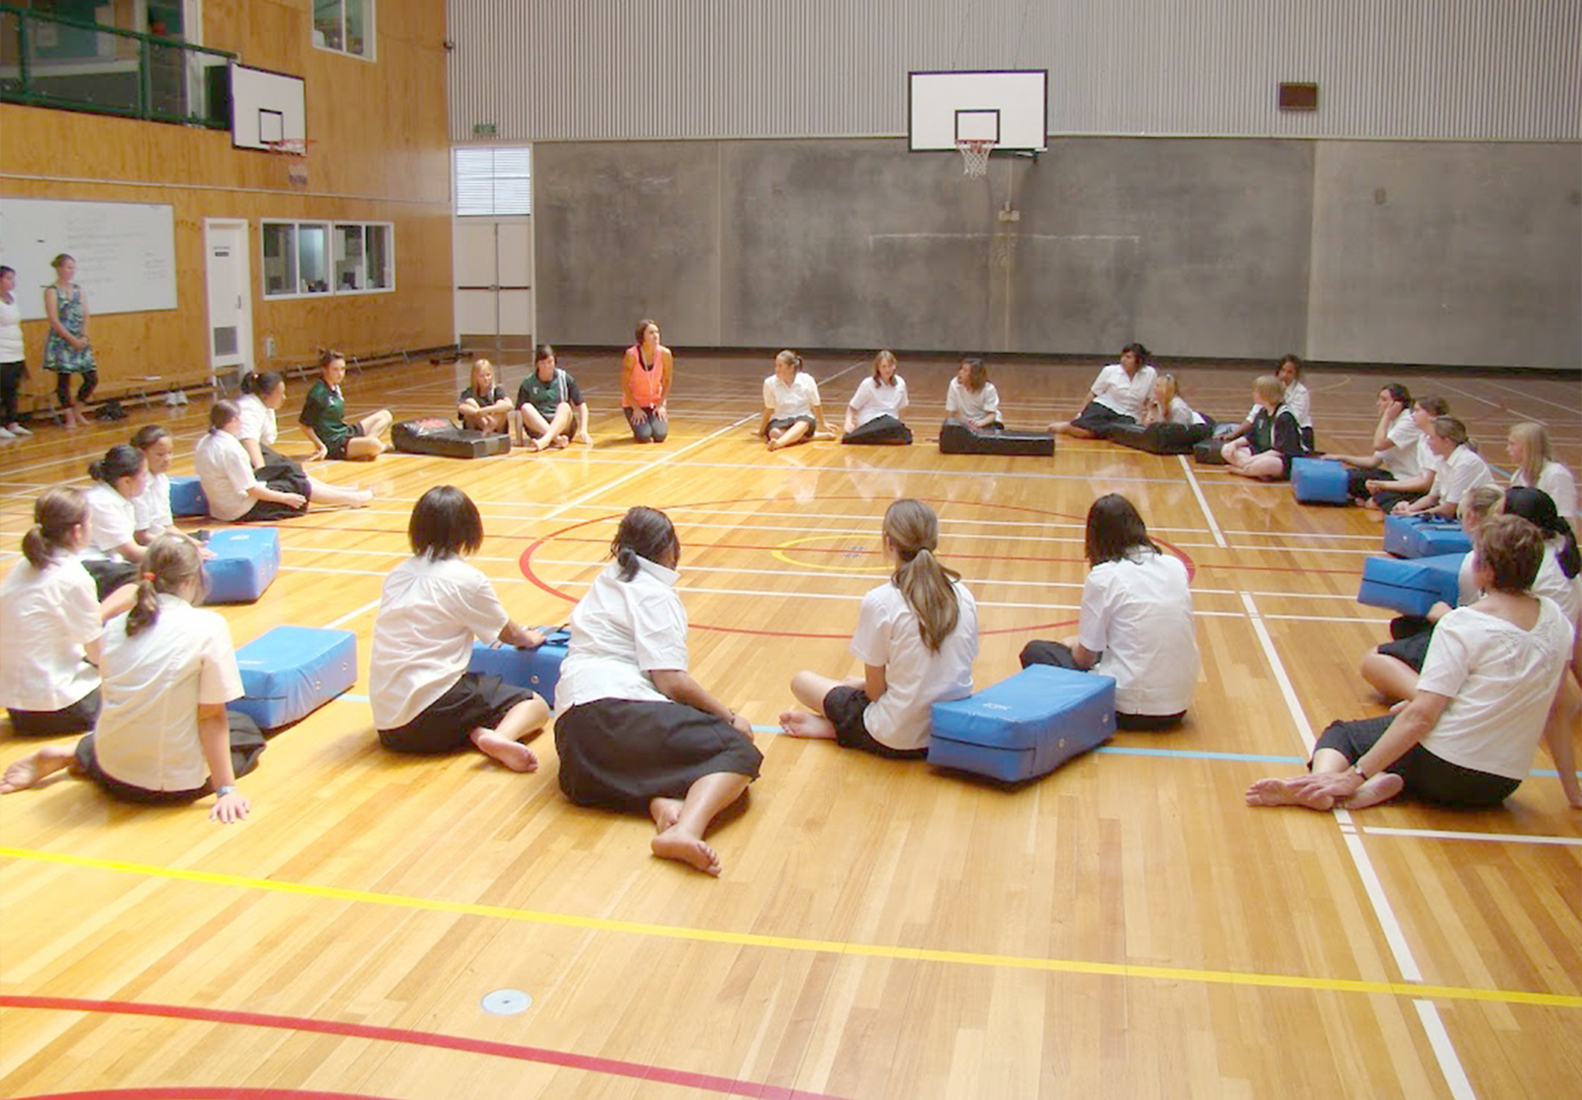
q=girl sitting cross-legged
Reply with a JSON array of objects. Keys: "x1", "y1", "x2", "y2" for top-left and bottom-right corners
[
  {"x1": 1221, "y1": 375, "x2": 1312, "y2": 480},
  {"x1": 781, "y1": 498, "x2": 980, "y2": 758}
]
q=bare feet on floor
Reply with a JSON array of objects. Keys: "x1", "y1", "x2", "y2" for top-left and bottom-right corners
[
  {"x1": 652, "y1": 825, "x2": 722, "y2": 875},
  {"x1": 779, "y1": 710, "x2": 837, "y2": 739},
  {"x1": 0, "y1": 746, "x2": 75, "y2": 794},
  {"x1": 1244, "y1": 777, "x2": 1336, "y2": 810},
  {"x1": 1341, "y1": 771, "x2": 1405, "y2": 809},
  {"x1": 649, "y1": 796, "x2": 684, "y2": 833},
  {"x1": 472, "y1": 730, "x2": 538, "y2": 772}
]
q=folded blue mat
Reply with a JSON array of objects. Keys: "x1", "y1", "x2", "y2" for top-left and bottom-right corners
[
  {"x1": 467, "y1": 629, "x2": 570, "y2": 707},
  {"x1": 168, "y1": 475, "x2": 209, "y2": 517},
  {"x1": 1383, "y1": 514, "x2": 1472, "y2": 558},
  {"x1": 1357, "y1": 553, "x2": 1466, "y2": 616},
  {"x1": 232, "y1": 626, "x2": 357, "y2": 729},
  {"x1": 929, "y1": 664, "x2": 1116, "y2": 783},
  {"x1": 1291, "y1": 458, "x2": 1350, "y2": 504},
  {"x1": 204, "y1": 528, "x2": 281, "y2": 603}
]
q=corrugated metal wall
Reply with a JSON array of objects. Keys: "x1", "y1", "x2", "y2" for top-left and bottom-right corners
[{"x1": 447, "y1": 0, "x2": 1581, "y2": 142}]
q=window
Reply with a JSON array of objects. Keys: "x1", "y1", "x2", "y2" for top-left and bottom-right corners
[
  {"x1": 313, "y1": 0, "x2": 373, "y2": 59},
  {"x1": 454, "y1": 146, "x2": 532, "y2": 216},
  {"x1": 264, "y1": 220, "x2": 393, "y2": 298}
]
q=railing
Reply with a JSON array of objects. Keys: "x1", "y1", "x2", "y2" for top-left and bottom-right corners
[{"x1": 0, "y1": 4, "x2": 235, "y2": 128}]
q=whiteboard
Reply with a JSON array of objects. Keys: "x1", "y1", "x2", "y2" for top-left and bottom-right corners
[{"x1": 0, "y1": 198, "x2": 178, "y2": 319}]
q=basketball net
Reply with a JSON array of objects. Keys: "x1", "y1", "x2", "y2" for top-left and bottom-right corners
[
  {"x1": 265, "y1": 139, "x2": 314, "y2": 188},
  {"x1": 957, "y1": 139, "x2": 994, "y2": 178}
]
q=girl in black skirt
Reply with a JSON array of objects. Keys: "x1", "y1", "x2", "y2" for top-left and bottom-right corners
[{"x1": 553, "y1": 507, "x2": 762, "y2": 876}]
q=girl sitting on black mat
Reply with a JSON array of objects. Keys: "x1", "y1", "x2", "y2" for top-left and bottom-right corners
[
  {"x1": 1020, "y1": 494, "x2": 1198, "y2": 729},
  {"x1": 842, "y1": 350, "x2": 912, "y2": 445},
  {"x1": 1050, "y1": 344, "x2": 1157, "y2": 439},
  {"x1": 945, "y1": 358, "x2": 1003, "y2": 430}
]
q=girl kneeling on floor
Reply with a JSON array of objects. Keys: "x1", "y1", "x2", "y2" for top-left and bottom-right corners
[
  {"x1": 370, "y1": 486, "x2": 550, "y2": 770},
  {"x1": 0, "y1": 535, "x2": 262, "y2": 822},
  {"x1": 781, "y1": 498, "x2": 980, "y2": 758}
]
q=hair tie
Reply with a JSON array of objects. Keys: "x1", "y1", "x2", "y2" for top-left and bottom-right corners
[{"x1": 142, "y1": 572, "x2": 156, "y2": 581}]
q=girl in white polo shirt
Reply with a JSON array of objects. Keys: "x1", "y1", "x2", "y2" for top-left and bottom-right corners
[
  {"x1": 370, "y1": 486, "x2": 550, "y2": 769},
  {"x1": 945, "y1": 358, "x2": 1003, "y2": 430},
  {"x1": 80, "y1": 443, "x2": 147, "y2": 600},
  {"x1": 196, "y1": 400, "x2": 371, "y2": 523},
  {"x1": 842, "y1": 349, "x2": 912, "y2": 445},
  {"x1": 0, "y1": 487, "x2": 104, "y2": 735},
  {"x1": 759, "y1": 349, "x2": 831, "y2": 451},
  {"x1": 1, "y1": 536, "x2": 261, "y2": 822},
  {"x1": 1051, "y1": 343, "x2": 1157, "y2": 439},
  {"x1": 1392, "y1": 416, "x2": 1494, "y2": 519},
  {"x1": 1020, "y1": 494, "x2": 1199, "y2": 729},
  {"x1": 1507, "y1": 422, "x2": 1577, "y2": 524},
  {"x1": 781, "y1": 499, "x2": 979, "y2": 757},
  {"x1": 1248, "y1": 515, "x2": 1575, "y2": 812},
  {"x1": 554, "y1": 507, "x2": 763, "y2": 876},
  {"x1": 236, "y1": 370, "x2": 294, "y2": 469}
]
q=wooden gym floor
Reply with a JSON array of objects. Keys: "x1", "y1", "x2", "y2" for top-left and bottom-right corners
[{"x1": 0, "y1": 353, "x2": 1578, "y2": 1098}]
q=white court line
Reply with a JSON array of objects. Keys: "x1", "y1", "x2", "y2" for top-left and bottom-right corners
[
  {"x1": 1479, "y1": 377, "x2": 1582, "y2": 417},
  {"x1": 1177, "y1": 454, "x2": 1228, "y2": 548},
  {"x1": 325, "y1": 597, "x2": 382, "y2": 628},
  {"x1": 1360, "y1": 826, "x2": 1582, "y2": 848},
  {"x1": 1415, "y1": 1001, "x2": 1477, "y2": 1100}
]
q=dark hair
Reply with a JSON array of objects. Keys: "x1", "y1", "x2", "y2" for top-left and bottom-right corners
[
  {"x1": 127, "y1": 536, "x2": 204, "y2": 637},
  {"x1": 634, "y1": 319, "x2": 658, "y2": 344},
  {"x1": 774, "y1": 349, "x2": 803, "y2": 374},
  {"x1": 884, "y1": 499, "x2": 962, "y2": 652},
  {"x1": 1383, "y1": 383, "x2": 1412, "y2": 406},
  {"x1": 1502, "y1": 487, "x2": 1580, "y2": 578},
  {"x1": 1431, "y1": 415, "x2": 1474, "y2": 452},
  {"x1": 1278, "y1": 354, "x2": 1302, "y2": 375},
  {"x1": 209, "y1": 399, "x2": 239, "y2": 433},
  {"x1": 535, "y1": 344, "x2": 556, "y2": 363},
  {"x1": 51, "y1": 253, "x2": 75, "y2": 269},
  {"x1": 88, "y1": 444, "x2": 145, "y2": 486},
  {"x1": 1084, "y1": 494, "x2": 1161, "y2": 567},
  {"x1": 319, "y1": 348, "x2": 345, "y2": 369},
  {"x1": 961, "y1": 357, "x2": 988, "y2": 392},
  {"x1": 408, "y1": 485, "x2": 484, "y2": 560},
  {"x1": 0, "y1": 265, "x2": 13, "y2": 280},
  {"x1": 130, "y1": 424, "x2": 170, "y2": 451},
  {"x1": 610, "y1": 506, "x2": 677, "y2": 581},
  {"x1": 1121, "y1": 343, "x2": 1151, "y2": 363},
  {"x1": 241, "y1": 370, "x2": 284, "y2": 398},
  {"x1": 22, "y1": 486, "x2": 87, "y2": 568},
  {"x1": 1415, "y1": 395, "x2": 1450, "y2": 417},
  {"x1": 1474, "y1": 514, "x2": 1547, "y2": 595}
]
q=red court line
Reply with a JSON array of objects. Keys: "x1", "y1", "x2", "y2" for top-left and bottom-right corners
[
  {"x1": 0, "y1": 995, "x2": 845, "y2": 1100},
  {"x1": 16, "y1": 1089, "x2": 391, "y2": 1100}
]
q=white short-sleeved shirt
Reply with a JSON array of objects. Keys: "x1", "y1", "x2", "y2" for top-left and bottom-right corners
[
  {"x1": 370, "y1": 554, "x2": 513, "y2": 730},
  {"x1": 1513, "y1": 461, "x2": 1577, "y2": 524},
  {"x1": 93, "y1": 596, "x2": 243, "y2": 792},
  {"x1": 0, "y1": 557, "x2": 103, "y2": 711},
  {"x1": 763, "y1": 372, "x2": 821, "y2": 419},
  {"x1": 1417, "y1": 599, "x2": 1571, "y2": 780},
  {"x1": 849, "y1": 580, "x2": 978, "y2": 751},
  {"x1": 83, "y1": 482, "x2": 138, "y2": 560},
  {"x1": 1282, "y1": 380, "x2": 1313, "y2": 429},
  {"x1": 132, "y1": 470, "x2": 173, "y2": 536},
  {"x1": 1434, "y1": 445, "x2": 1495, "y2": 507},
  {"x1": 1150, "y1": 395, "x2": 1205, "y2": 426},
  {"x1": 1378, "y1": 410, "x2": 1422, "y2": 478},
  {"x1": 237, "y1": 393, "x2": 279, "y2": 447},
  {"x1": 1456, "y1": 553, "x2": 1480, "y2": 607},
  {"x1": 1413, "y1": 436, "x2": 1443, "y2": 481},
  {"x1": 556, "y1": 558, "x2": 691, "y2": 712},
  {"x1": 1532, "y1": 539, "x2": 1581, "y2": 629},
  {"x1": 0, "y1": 293, "x2": 24, "y2": 362},
  {"x1": 849, "y1": 376, "x2": 909, "y2": 427},
  {"x1": 1089, "y1": 363, "x2": 1157, "y2": 419},
  {"x1": 1077, "y1": 550, "x2": 1200, "y2": 716},
  {"x1": 194, "y1": 430, "x2": 260, "y2": 522},
  {"x1": 946, "y1": 379, "x2": 1001, "y2": 424}
]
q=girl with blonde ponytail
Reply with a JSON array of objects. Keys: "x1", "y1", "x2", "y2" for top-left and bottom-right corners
[
  {"x1": 0, "y1": 487, "x2": 105, "y2": 735},
  {"x1": 782, "y1": 499, "x2": 979, "y2": 757},
  {"x1": 1, "y1": 535, "x2": 262, "y2": 822}
]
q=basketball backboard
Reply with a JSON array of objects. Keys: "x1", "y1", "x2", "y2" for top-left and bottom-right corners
[
  {"x1": 908, "y1": 70, "x2": 1048, "y2": 153},
  {"x1": 229, "y1": 63, "x2": 307, "y2": 151}
]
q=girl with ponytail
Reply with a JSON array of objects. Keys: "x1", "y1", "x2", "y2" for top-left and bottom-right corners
[
  {"x1": 1393, "y1": 416, "x2": 1495, "y2": 519},
  {"x1": 1021, "y1": 494, "x2": 1199, "y2": 729},
  {"x1": 759, "y1": 349, "x2": 832, "y2": 450},
  {"x1": 80, "y1": 443, "x2": 149, "y2": 600},
  {"x1": 554, "y1": 506, "x2": 762, "y2": 875},
  {"x1": 236, "y1": 370, "x2": 292, "y2": 469},
  {"x1": 1, "y1": 535, "x2": 263, "y2": 822},
  {"x1": 781, "y1": 498, "x2": 980, "y2": 757},
  {"x1": 0, "y1": 488, "x2": 105, "y2": 735},
  {"x1": 196, "y1": 399, "x2": 371, "y2": 522}
]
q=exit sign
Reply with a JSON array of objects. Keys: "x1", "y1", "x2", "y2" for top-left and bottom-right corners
[{"x1": 473, "y1": 122, "x2": 497, "y2": 135}]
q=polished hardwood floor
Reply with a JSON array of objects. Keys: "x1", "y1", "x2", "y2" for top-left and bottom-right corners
[{"x1": 1, "y1": 353, "x2": 1578, "y2": 1098}]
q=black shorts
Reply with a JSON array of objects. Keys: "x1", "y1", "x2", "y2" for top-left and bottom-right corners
[
  {"x1": 80, "y1": 558, "x2": 139, "y2": 601},
  {"x1": 7, "y1": 687, "x2": 101, "y2": 736},
  {"x1": 822, "y1": 685, "x2": 927, "y2": 760},
  {"x1": 1377, "y1": 630, "x2": 1433, "y2": 672},
  {"x1": 378, "y1": 672, "x2": 537, "y2": 754},
  {"x1": 323, "y1": 423, "x2": 366, "y2": 460},
  {"x1": 765, "y1": 415, "x2": 816, "y2": 439},
  {"x1": 1070, "y1": 401, "x2": 1137, "y2": 437},
  {"x1": 73, "y1": 709, "x2": 265, "y2": 804},
  {"x1": 1312, "y1": 715, "x2": 1520, "y2": 808}
]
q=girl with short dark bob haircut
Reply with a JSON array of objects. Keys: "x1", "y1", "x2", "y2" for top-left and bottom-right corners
[{"x1": 369, "y1": 486, "x2": 550, "y2": 769}]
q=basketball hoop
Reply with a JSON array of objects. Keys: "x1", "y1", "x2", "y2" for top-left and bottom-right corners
[
  {"x1": 957, "y1": 139, "x2": 995, "y2": 178},
  {"x1": 264, "y1": 138, "x2": 313, "y2": 157}
]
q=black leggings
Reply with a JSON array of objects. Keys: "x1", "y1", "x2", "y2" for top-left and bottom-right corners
[
  {"x1": 1312, "y1": 715, "x2": 1520, "y2": 807},
  {"x1": 1, "y1": 361, "x2": 24, "y2": 423},
  {"x1": 54, "y1": 369, "x2": 97, "y2": 406}
]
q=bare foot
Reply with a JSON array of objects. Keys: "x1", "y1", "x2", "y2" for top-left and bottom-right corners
[
  {"x1": 779, "y1": 710, "x2": 837, "y2": 740},
  {"x1": 353, "y1": 489, "x2": 374, "y2": 507},
  {"x1": 1245, "y1": 777, "x2": 1335, "y2": 810},
  {"x1": 553, "y1": 434, "x2": 569, "y2": 449},
  {"x1": 652, "y1": 825, "x2": 722, "y2": 875},
  {"x1": 0, "y1": 747, "x2": 74, "y2": 793},
  {"x1": 1342, "y1": 772, "x2": 1405, "y2": 809},
  {"x1": 767, "y1": 437, "x2": 785, "y2": 452},
  {"x1": 649, "y1": 796, "x2": 684, "y2": 832},
  {"x1": 527, "y1": 437, "x2": 547, "y2": 452},
  {"x1": 472, "y1": 730, "x2": 538, "y2": 772},
  {"x1": 574, "y1": 432, "x2": 593, "y2": 445}
]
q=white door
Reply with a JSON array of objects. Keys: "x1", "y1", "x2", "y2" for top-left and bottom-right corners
[
  {"x1": 204, "y1": 219, "x2": 253, "y2": 386},
  {"x1": 453, "y1": 216, "x2": 533, "y2": 346}
]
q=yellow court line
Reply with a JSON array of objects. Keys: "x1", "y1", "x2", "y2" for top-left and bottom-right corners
[
  {"x1": 769, "y1": 534, "x2": 891, "y2": 573},
  {"x1": 3, "y1": 845, "x2": 1578, "y2": 1010}
]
